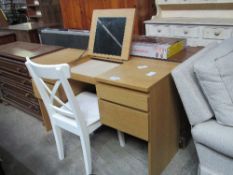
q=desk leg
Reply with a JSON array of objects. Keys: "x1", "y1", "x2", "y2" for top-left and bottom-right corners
[
  {"x1": 39, "y1": 100, "x2": 52, "y2": 131},
  {"x1": 148, "y1": 76, "x2": 180, "y2": 175}
]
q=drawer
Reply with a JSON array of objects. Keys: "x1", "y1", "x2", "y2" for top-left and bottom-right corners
[
  {"x1": 96, "y1": 83, "x2": 149, "y2": 112},
  {"x1": 0, "y1": 56, "x2": 29, "y2": 77},
  {"x1": 203, "y1": 27, "x2": 232, "y2": 40},
  {"x1": 0, "y1": 82, "x2": 38, "y2": 104},
  {"x1": 0, "y1": 70, "x2": 32, "y2": 91},
  {"x1": 147, "y1": 25, "x2": 170, "y2": 37},
  {"x1": 99, "y1": 100, "x2": 148, "y2": 141},
  {"x1": 173, "y1": 26, "x2": 200, "y2": 38},
  {"x1": 1, "y1": 90, "x2": 41, "y2": 119}
]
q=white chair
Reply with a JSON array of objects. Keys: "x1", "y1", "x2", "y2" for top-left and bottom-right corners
[{"x1": 25, "y1": 58, "x2": 125, "y2": 175}]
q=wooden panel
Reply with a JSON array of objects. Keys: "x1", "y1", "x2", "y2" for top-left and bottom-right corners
[
  {"x1": 99, "y1": 99, "x2": 148, "y2": 141},
  {"x1": 60, "y1": 0, "x2": 84, "y2": 29},
  {"x1": 96, "y1": 83, "x2": 149, "y2": 111},
  {"x1": 148, "y1": 75, "x2": 180, "y2": 175},
  {"x1": 60, "y1": 0, "x2": 155, "y2": 34}
]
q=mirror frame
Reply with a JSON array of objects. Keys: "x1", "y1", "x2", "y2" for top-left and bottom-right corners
[{"x1": 88, "y1": 9, "x2": 135, "y2": 62}]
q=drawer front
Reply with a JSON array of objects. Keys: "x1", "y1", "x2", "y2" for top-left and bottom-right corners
[
  {"x1": 96, "y1": 83, "x2": 149, "y2": 112},
  {"x1": 173, "y1": 26, "x2": 200, "y2": 38},
  {"x1": 0, "y1": 70, "x2": 32, "y2": 91},
  {"x1": 203, "y1": 27, "x2": 232, "y2": 40},
  {"x1": 147, "y1": 25, "x2": 170, "y2": 36},
  {"x1": 0, "y1": 82, "x2": 38, "y2": 104},
  {"x1": 0, "y1": 56, "x2": 29, "y2": 77},
  {"x1": 1, "y1": 89, "x2": 41, "y2": 119},
  {"x1": 99, "y1": 100, "x2": 148, "y2": 141}
]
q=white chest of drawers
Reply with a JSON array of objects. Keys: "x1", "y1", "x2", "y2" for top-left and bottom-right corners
[{"x1": 145, "y1": 1, "x2": 233, "y2": 46}]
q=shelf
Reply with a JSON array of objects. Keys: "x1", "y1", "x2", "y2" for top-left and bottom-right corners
[{"x1": 145, "y1": 17, "x2": 233, "y2": 26}]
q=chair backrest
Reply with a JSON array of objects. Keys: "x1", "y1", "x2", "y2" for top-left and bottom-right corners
[
  {"x1": 172, "y1": 43, "x2": 217, "y2": 126},
  {"x1": 25, "y1": 57, "x2": 87, "y2": 128}
]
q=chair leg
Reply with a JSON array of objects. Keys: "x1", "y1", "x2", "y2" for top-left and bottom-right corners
[
  {"x1": 52, "y1": 125, "x2": 64, "y2": 160},
  {"x1": 117, "y1": 130, "x2": 125, "y2": 147},
  {"x1": 80, "y1": 134, "x2": 92, "y2": 175}
]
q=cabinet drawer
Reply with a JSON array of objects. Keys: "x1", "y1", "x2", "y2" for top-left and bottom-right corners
[
  {"x1": 173, "y1": 26, "x2": 199, "y2": 38},
  {"x1": 203, "y1": 27, "x2": 232, "y2": 40},
  {"x1": 147, "y1": 25, "x2": 170, "y2": 36},
  {"x1": 0, "y1": 82, "x2": 38, "y2": 104},
  {"x1": 0, "y1": 56, "x2": 29, "y2": 77},
  {"x1": 1, "y1": 90, "x2": 41, "y2": 119},
  {"x1": 0, "y1": 70, "x2": 32, "y2": 91},
  {"x1": 96, "y1": 83, "x2": 149, "y2": 112},
  {"x1": 99, "y1": 100, "x2": 148, "y2": 141}
]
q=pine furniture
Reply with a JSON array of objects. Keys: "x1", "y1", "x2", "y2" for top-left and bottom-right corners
[{"x1": 32, "y1": 46, "x2": 201, "y2": 175}]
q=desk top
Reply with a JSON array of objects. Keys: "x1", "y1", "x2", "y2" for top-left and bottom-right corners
[
  {"x1": 33, "y1": 47, "x2": 201, "y2": 87},
  {"x1": 96, "y1": 58, "x2": 178, "y2": 92}
]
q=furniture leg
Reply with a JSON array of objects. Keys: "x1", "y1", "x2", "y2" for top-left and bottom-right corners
[
  {"x1": 80, "y1": 134, "x2": 92, "y2": 175},
  {"x1": 117, "y1": 131, "x2": 125, "y2": 147},
  {"x1": 52, "y1": 124, "x2": 64, "y2": 160}
]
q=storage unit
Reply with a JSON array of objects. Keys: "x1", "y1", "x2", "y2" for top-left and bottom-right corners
[
  {"x1": 145, "y1": 0, "x2": 233, "y2": 46},
  {"x1": 0, "y1": 41, "x2": 62, "y2": 120}
]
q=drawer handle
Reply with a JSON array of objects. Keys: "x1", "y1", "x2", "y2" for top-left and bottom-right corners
[
  {"x1": 214, "y1": 32, "x2": 221, "y2": 36},
  {"x1": 184, "y1": 31, "x2": 189, "y2": 35},
  {"x1": 25, "y1": 93, "x2": 31, "y2": 98},
  {"x1": 157, "y1": 29, "x2": 161, "y2": 33}
]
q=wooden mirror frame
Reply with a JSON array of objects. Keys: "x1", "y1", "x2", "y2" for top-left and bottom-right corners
[{"x1": 88, "y1": 9, "x2": 135, "y2": 62}]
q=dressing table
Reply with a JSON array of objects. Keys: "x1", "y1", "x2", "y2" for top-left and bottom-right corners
[{"x1": 31, "y1": 8, "x2": 201, "y2": 175}]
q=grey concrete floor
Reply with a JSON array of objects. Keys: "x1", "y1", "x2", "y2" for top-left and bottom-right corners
[{"x1": 0, "y1": 103, "x2": 198, "y2": 175}]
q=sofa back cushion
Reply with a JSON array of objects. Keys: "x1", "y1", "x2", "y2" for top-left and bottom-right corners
[
  {"x1": 172, "y1": 43, "x2": 217, "y2": 126},
  {"x1": 194, "y1": 39, "x2": 233, "y2": 126}
]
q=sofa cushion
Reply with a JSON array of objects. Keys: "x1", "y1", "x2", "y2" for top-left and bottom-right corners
[
  {"x1": 194, "y1": 39, "x2": 233, "y2": 126},
  {"x1": 192, "y1": 120, "x2": 233, "y2": 158},
  {"x1": 172, "y1": 43, "x2": 217, "y2": 126}
]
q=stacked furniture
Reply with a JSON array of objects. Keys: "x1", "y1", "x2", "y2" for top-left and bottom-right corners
[
  {"x1": 145, "y1": 0, "x2": 233, "y2": 46},
  {"x1": 0, "y1": 41, "x2": 62, "y2": 120},
  {"x1": 172, "y1": 39, "x2": 233, "y2": 174}
]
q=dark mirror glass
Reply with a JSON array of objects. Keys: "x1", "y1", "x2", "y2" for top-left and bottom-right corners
[{"x1": 93, "y1": 17, "x2": 126, "y2": 56}]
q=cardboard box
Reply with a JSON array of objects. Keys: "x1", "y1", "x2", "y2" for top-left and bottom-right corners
[{"x1": 131, "y1": 36, "x2": 186, "y2": 59}]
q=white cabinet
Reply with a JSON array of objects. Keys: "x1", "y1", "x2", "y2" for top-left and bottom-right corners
[{"x1": 145, "y1": 0, "x2": 233, "y2": 46}]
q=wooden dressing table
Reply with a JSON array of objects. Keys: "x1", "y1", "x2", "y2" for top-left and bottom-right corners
[{"x1": 33, "y1": 46, "x2": 201, "y2": 175}]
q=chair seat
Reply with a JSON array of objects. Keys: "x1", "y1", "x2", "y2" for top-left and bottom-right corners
[
  {"x1": 192, "y1": 120, "x2": 233, "y2": 158},
  {"x1": 60, "y1": 91, "x2": 100, "y2": 126}
]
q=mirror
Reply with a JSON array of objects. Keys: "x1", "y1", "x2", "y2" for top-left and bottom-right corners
[
  {"x1": 88, "y1": 9, "x2": 135, "y2": 61},
  {"x1": 93, "y1": 17, "x2": 126, "y2": 56}
]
